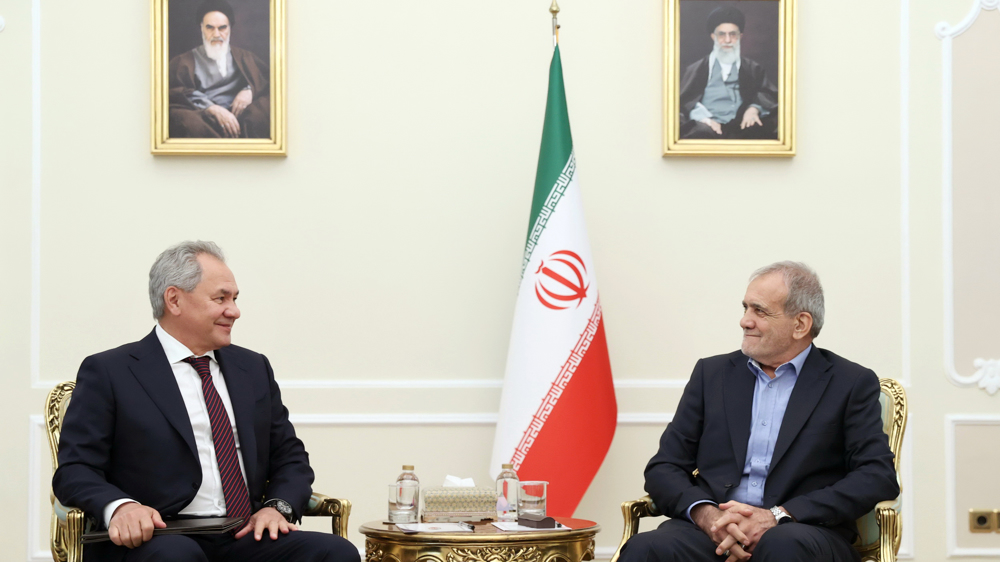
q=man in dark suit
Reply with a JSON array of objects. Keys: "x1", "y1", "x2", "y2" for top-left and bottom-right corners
[
  {"x1": 53, "y1": 241, "x2": 359, "y2": 562},
  {"x1": 618, "y1": 262, "x2": 898, "y2": 562},
  {"x1": 678, "y1": 6, "x2": 778, "y2": 140}
]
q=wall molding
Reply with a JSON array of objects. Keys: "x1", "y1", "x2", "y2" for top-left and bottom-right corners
[
  {"x1": 277, "y1": 378, "x2": 687, "y2": 390},
  {"x1": 28, "y1": 415, "x2": 50, "y2": 562},
  {"x1": 936, "y1": 0, "x2": 1000, "y2": 396},
  {"x1": 945, "y1": 414, "x2": 1000, "y2": 557},
  {"x1": 898, "y1": 413, "x2": 914, "y2": 559},
  {"x1": 289, "y1": 412, "x2": 673, "y2": 426},
  {"x1": 899, "y1": 0, "x2": 912, "y2": 390},
  {"x1": 30, "y1": 0, "x2": 43, "y2": 391}
]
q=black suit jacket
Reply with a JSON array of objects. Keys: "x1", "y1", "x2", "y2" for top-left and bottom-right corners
[
  {"x1": 644, "y1": 347, "x2": 899, "y2": 544},
  {"x1": 52, "y1": 330, "x2": 313, "y2": 548}
]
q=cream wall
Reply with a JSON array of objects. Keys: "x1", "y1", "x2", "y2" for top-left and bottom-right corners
[{"x1": 2, "y1": 0, "x2": 1000, "y2": 560}]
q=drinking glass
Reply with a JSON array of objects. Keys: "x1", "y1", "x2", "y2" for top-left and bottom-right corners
[
  {"x1": 518, "y1": 481, "x2": 547, "y2": 516},
  {"x1": 388, "y1": 481, "x2": 419, "y2": 523}
]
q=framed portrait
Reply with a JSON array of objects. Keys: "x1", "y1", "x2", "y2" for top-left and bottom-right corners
[
  {"x1": 152, "y1": 0, "x2": 286, "y2": 155},
  {"x1": 664, "y1": 0, "x2": 795, "y2": 157}
]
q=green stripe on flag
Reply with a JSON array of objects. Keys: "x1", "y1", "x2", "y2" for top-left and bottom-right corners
[{"x1": 522, "y1": 45, "x2": 574, "y2": 274}]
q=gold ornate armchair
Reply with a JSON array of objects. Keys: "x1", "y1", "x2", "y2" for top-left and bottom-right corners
[
  {"x1": 610, "y1": 378, "x2": 907, "y2": 562},
  {"x1": 45, "y1": 381, "x2": 352, "y2": 562}
]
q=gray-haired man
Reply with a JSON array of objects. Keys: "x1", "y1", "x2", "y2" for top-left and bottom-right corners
[
  {"x1": 53, "y1": 241, "x2": 357, "y2": 562},
  {"x1": 618, "y1": 262, "x2": 898, "y2": 562}
]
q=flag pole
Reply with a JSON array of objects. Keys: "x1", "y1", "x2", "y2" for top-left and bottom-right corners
[{"x1": 550, "y1": 0, "x2": 560, "y2": 46}]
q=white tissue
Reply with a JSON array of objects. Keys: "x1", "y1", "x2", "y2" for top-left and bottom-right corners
[{"x1": 442, "y1": 475, "x2": 476, "y2": 487}]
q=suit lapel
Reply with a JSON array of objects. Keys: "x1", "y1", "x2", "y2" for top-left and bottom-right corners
[
  {"x1": 770, "y1": 347, "x2": 833, "y2": 470},
  {"x1": 216, "y1": 347, "x2": 257, "y2": 489},
  {"x1": 724, "y1": 353, "x2": 756, "y2": 471},
  {"x1": 128, "y1": 330, "x2": 198, "y2": 460}
]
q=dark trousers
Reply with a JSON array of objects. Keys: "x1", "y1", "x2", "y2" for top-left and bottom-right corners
[
  {"x1": 618, "y1": 518, "x2": 861, "y2": 562},
  {"x1": 109, "y1": 530, "x2": 359, "y2": 562}
]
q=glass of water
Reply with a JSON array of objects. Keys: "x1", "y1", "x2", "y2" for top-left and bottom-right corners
[
  {"x1": 518, "y1": 481, "x2": 548, "y2": 517},
  {"x1": 388, "y1": 481, "x2": 419, "y2": 523}
]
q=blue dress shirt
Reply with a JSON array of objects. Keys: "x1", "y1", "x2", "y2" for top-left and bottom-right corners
[{"x1": 686, "y1": 344, "x2": 813, "y2": 520}]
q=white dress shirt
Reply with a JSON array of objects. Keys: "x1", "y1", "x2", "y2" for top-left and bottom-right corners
[{"x1": 102, "y1": 324, "x2": 248, "y2": 526}]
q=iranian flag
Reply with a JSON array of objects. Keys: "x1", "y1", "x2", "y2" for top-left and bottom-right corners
[{"x1": 490, "y1": 45, "x2": 617, "y2": 517}]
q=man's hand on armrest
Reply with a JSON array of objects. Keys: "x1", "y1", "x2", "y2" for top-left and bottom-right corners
[
  {"x1": 690, "y1": 503, "x2": 752, "y2": 562},
  {"x1": 108, "y1": 502, "x2": 166, "y2": 549}
]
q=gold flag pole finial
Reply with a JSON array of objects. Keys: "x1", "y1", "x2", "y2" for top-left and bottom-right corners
[{"x1": 550, "y1": 0, "x2": 560, "y2": 46}]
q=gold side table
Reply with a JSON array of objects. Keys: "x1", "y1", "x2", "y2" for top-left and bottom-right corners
[{"x1": 360, "y1": 518, "x2": 599, "y2": 562}]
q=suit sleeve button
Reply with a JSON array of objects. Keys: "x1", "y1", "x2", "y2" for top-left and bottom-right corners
[{"x1": 192, "y1": 482, "x2": 199, "y2": 489}]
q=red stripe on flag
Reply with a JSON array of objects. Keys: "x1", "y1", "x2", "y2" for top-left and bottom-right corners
[{"x1": 513, "y1": 317, "x2": 616, "y2": 516}]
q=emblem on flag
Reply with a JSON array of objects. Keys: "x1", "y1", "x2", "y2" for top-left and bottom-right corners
[{"x1": 535, "y1": 250, "x2": 590, "y2": 310}]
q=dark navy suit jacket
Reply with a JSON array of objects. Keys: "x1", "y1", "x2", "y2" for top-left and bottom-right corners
[
  {"x1": 52, "y1": 330, "x2": 313, "y2": 558},
  {"x1": 644, "y1": 347, "x2": 899, "y2": 544}
]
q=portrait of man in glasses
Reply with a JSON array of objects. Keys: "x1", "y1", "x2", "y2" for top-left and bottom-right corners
[{"x1": 677, "y1": 3, "x2": 779, "y2": 140}]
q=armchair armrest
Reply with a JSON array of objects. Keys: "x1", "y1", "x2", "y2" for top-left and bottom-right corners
[
  {"x1": 51, "y1": 497, "x2": 85, "y2": 562},
  {"x1": 875, "y1": 500, "x2": 900, "y2": 562},
  {"x1": 610, "y1": 496, "x2": 661, "y2": 562},
  {"x1": 304, "y1": 493, "x2": 351, "y2": 538}
]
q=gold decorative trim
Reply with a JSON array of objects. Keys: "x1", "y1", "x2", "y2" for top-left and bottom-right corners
[
  {"x1": 45, "y1": 381, "x2": 84, "y2": 562},
  {"x1": 362, "y1": 520, "x2": 599, "y2": 562},
  {"x1": 306, "y1": 493, "x2": 351, "y2": 538},
  {"x1": 45, "y1": 381, "x2": 75, "y2": 471},
  {"x1": 447, "y1": 547, "x2": 540, "y2": 562},
  {"x1": 880, "y1": 378, "x2": 908, "y2": 474},
  {"x1": 366, "y1": 539, "x2": 386, "y2": 562}
]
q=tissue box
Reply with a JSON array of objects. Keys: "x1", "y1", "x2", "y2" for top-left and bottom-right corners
[{"x1": 422, "y1": 487, "x2": 497, "y2": 522}]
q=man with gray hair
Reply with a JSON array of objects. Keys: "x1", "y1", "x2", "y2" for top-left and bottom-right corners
[
  {"x1": 618, "y1": 262, "x2": 898, "y2": 562},
  {"x1": 53, "y1": 241, "x2": 358, "y2": 562}
]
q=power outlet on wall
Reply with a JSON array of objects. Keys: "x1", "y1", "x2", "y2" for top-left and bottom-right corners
[{"x1": 969, "y1": 510, "x2": 999, "y2": 533}]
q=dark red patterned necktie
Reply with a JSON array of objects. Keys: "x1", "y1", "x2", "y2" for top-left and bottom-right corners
[{"x1": 183, "y1": 356, "x2": 252, "y2": 521}]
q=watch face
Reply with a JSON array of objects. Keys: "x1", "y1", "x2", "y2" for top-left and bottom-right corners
[{"x1": 268, "y1": 499, "x2": 293, "y2": 520}]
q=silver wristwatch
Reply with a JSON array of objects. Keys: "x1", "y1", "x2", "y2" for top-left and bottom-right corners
[
  {"x1": 769, "y1": 506, "x2": 793, "y2": 525},
  {"x1": 264, "y1": 498, "x2": 295, "y2": 523}
]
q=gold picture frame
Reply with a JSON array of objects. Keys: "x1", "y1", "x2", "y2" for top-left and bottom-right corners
[
  {"x1": 151, "y1": 0, "x2": 286, "y2": 156},
  {"x1": 664, "y1": 0, "x2": 795, "y2": 157}
]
